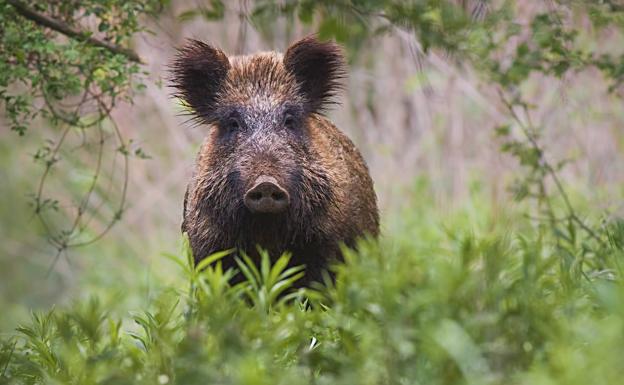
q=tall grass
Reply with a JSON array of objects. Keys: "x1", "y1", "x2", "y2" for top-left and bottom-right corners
[{"x1": 1, "y1": 192, "x2": 623, "y2": 385}]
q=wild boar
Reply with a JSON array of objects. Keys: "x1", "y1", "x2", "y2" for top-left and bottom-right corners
[{"x1": 172, "y1": 36, "x2": 379, "y2": 286}]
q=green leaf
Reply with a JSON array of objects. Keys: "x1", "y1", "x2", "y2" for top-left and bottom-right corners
[{"x1": 195, "y1": 249, "x2": 235, "y2": 272}]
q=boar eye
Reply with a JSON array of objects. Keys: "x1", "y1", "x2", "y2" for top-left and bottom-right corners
[
  {"x1": 283, "y1": 113, "x2": 296, "y2": 130},
  {"x1": 225, "y1": 117, "x2": 241, "y2": 131}
]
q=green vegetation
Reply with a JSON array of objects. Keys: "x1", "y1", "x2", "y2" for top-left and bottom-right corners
[
  {"x1": 1, "y1": 1, "x2": 624, "y2": 384},
  {"x1": 1, "y1": 191, "x2": 623, "y2": 384},
  {"x1": 0, "y1": 0, "x2": 164, "y2": 257}
]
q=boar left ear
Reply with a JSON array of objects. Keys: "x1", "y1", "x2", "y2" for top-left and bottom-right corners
[
  {"x1": 283, "y1": 36, "x2": 346, "y2": 114},
  {"x1": 170, "y1": 39, "x2": 231, "y2": 123}
]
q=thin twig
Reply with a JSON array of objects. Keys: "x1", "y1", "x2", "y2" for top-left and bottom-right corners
[
  {"x1": 7, "y1": 0, "x2": 143, "y2": 63},
  {"x1": 498, "y1": 89, "x2": 607, "y2": 248},
  {"x1": 64, "y1": 120, "x2": 106, "y2": 246},
  {"x1": 67, "y1": 92, "x2": 128, "y2": 248},
  {"x1": 1, "y1": 339, "x2": 17, "y2": 378},
  {"x1": 45, "y1": 247, "x2": 64, "y2": 277},
  {"x1": 33, "y1": 123, "x2": 71, "y2": 234}
]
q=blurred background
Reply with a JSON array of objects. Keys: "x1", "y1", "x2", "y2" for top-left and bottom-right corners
[{"x1": 1, "y1": 1, "x2": 623, "y2": 329}]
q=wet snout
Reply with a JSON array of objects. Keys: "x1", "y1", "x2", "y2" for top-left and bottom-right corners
[{"x1": 244, "y1": 175, "x2": 290, "y2": 214}]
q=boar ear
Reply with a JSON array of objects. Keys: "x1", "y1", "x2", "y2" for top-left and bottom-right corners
[
  {"x1": 171, "y1": 40, "x2": 230, "y2": 123},
  {"x1": 283, "y1": 36, "x2": 346, "y2": 113}
]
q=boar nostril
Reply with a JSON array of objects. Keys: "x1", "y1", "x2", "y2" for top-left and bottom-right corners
[
  {"x1": 244, "y1": 175, "x2": 290, "y2": 214},
  {"x1": 248, "y1": 191, "x2": 263, "y2": 201},
  {"x1": 272, "y1": 191, "x2": 286, "y2": 201}
]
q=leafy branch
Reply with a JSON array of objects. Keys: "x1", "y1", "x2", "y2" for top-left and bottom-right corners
[
  {"x1": 1, "y1": 0, "x2": 162, "y2": 261},
  {"x1": 7, "y1": 0, "x2": 143, "y2": 63},
  {"x1": 496, "y1": 91, "x2": 606, "y2": 248}
]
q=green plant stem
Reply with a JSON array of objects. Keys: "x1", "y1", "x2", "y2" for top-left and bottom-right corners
[{"x1": 1, "y1": 340, "x2": 16, "y2": 378}]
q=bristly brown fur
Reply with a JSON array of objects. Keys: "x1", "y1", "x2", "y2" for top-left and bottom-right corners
[
  {"x1": 284, "y1": 35, "x2": 346, "y2": 114},
  {"x1": 171, "y1": 36, "x2": 346, "y2": 123},
  {"x1": 172, "y1": 36, "x2": 378, "y2": 287},
  {"x1": 170, "y1": 39, "x2": 230, "y2": 124},
  {"x1": 221, "y1": 53, "x2": 304, "y2": 109}
]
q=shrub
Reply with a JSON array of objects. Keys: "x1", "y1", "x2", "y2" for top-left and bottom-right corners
[{"x1": 1, "y1": 201, "x2": 623, "y2": 385}]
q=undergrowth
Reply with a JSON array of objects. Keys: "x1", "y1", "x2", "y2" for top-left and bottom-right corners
[{"x1": 1, "y1": 198, "x2": 623, "y2": 385}]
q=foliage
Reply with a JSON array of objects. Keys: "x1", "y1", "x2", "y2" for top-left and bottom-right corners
[
  {"x1": 1, "y1": 0, "x2": 160, "y2": 135},
  {"x1": 1, "y1": 196, "x2": 623, "y2": 384},
  {"x1": 0, "y1": 0, "x2": 164, "y2": 258},
  {"x1": 2, "y1": 1, "x2": 624, "y2": 384}
]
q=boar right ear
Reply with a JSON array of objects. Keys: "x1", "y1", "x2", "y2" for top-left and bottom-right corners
[
  {"x1": 283, "y1": 36, "x2": 346, "y2": 114},
  {"x1": 171, "y1": 40, "x2": 230, "y2": 122}
]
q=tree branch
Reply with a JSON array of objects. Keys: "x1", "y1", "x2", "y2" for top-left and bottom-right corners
[{"x1": 7, "y1": 0, "x2": 144, "y2": 63}]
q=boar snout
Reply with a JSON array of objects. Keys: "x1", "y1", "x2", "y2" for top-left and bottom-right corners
[{"x1": 244, "y1": 175, "x2": 290, "y2": 214}]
